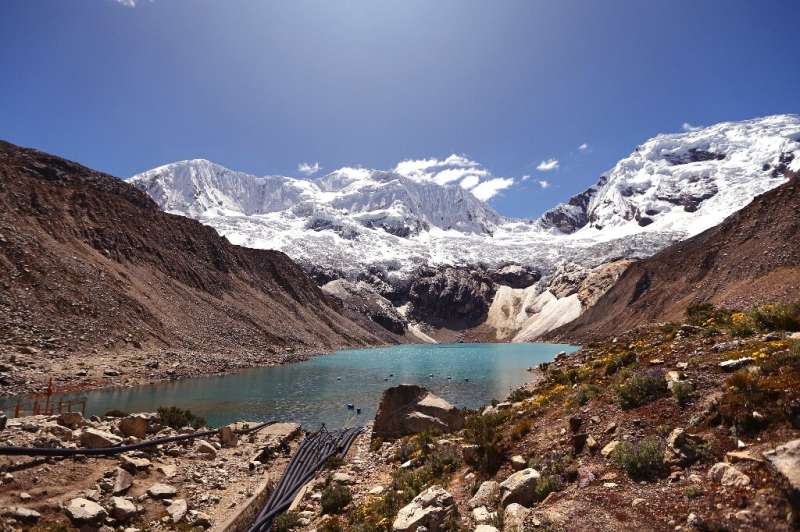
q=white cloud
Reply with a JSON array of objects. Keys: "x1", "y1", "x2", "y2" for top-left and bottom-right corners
[
  {"x1": 578, "y1": 143, "x2": 589, "y2": 151},
  {"x1": 521, "y1": 174, "x2": 531, "y2": 181},
  {"x1": 538, "y1": 180, "x2": 551, "y2": 189},
  {"x1": 459, "y1": 175, "x2": 480, "y2": 189},
  {"x1": 112, "y1": 0, "x2": 149, "y2": 6},
  {"x1": 393, "y1": 154, "x2": 516, "y2": 201},
  {"x1": 470, "y1": 178, "x2": 514, "y2": 201},
  {"x1": 297, "y1": 161, "x2": 322, "y2": 176},
  {"x1": 682, "y1": 122, "x2": 702, "y2": 132},
  {"x1": 536, "y1": 158, "x2": 559, "y2": 172}
]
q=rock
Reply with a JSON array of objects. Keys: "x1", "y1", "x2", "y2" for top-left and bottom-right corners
[
  {"x1": 713, "y1": 340, "x2": 744, "y2": 352},
  {"x1": 46, "y1": 423, "x2": 74, "y2": 441},
  {"x1": 725, "y1": 450, "x2": 763, "y2": 463},
  {"x1": 572, "y1": 433, "x2": 589, "y2": 454},
  {"x1": 119, "y1": 454, "x2": 152, "y2": 472},
  {"x1": 332, "y1": 472, "x2": 354, "y2": 485},
  {"x1": 3, "y1": 507, "x2": 41, "y2": 523},
  {"x1": 392, "y1": 485, "x2": 456, "y2": 531},
  {"x1": 188, "y1": 510, "x2": 212, "y2": 527},
  {"x1": 499, "y1": 468, "x2": 541, "y2": 508},
  {"x1": 196, "y1": 440, "x2": 217, "y2": 458},
  {"x1": 219, "y1": 425, "x2": 238, "y2": 448},
  {"x1": 369, "y1": 486, "x2": 385, "y2": 495},
  {"x1": 462, "y1": 444, "x2": 479, "y2": 463},
  {"x1": 166, "y1": 499, "x2": 188, "y2": 523},
  {"x1": 322, "y1": 279, "x2": 409, "y2": 334},
  {"x1": 58, "y1": 411, "x2": 85, "y2": 429},
  {"x1": 719, "y1": 357, "x2": 754, "y2": 371},
  {"x1": 577, "y1": 466, "x2": 596, "y2": 488},
  {"x1": 604, "y1": 422, "x2": 617, "y2": 434},
  {"x1": 113, "y1": 467, "x2": 134, "y2": 494},
  {"x1": 586, "y1": 435, "x2": 598, "y2": 452},
  {"x1": 708, "y1": 462, "x2": 750, "y2": 488},
  {"x1": 407, "y1": 266, "x2": 495, "y2": 327},
  {"x1": 104, "y1": 369, "x2": 121, "y2": 376},
  {"x1": 568, "y1": 415, "x2": 582, "y2": 432},
  {"x1": 79, "y1": 428, "x2": 123, "y2": 448},
  {"x1": 632, "y1": 498, "x2": 645, "y2": 507},
  {"x1": 147, "y1": 483, "x2": 177, "y2": 499},
  {"x1": 503, "y1": 503, "x2": 530, "y2": 532},
  {"x1": 510, "y1": 455, "x2": 526, "y2": 471},
  {"x1": 468, "y1": 480, "x2": 499, "y2": 509},
  {"x1": 119, "y1": 415, "x2": 149, "y2": 439},
  {"x1": 688, "y1": 390, "x2": 723, "y2": 428},
  {"x1": 475, "y1": 526, "x2": 499, "y2": 532},
  {"x1": 156, "y1": 463, "x2": 177, "y2": 478},
  {"x1": 65, "y1": 497, "x2": 107, "y2": 525},
  {"x1": 664, "y1": 428, "x2": 703, "y2": 466},
  {"x1": 374, "y1": 385, "x2": 465, "y2": 440},
  {"x1": 110, "y1": 497, "x2": 137, "y2": 522},
  {"x1": 763, "y1": 439, "x2": 800, "y2": 504},
  {"x1": 665, "y1": 371, "x2": 686, "y2": 391},
  {"x1": 601, "y1": 440, "x2": 620, "y2": 458},
  {"x1": 472, "y1": 506, "x2": 493, "y2": 523}
]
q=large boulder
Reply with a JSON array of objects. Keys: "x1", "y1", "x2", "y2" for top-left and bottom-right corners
[
  {"x1": 708, "y1": 462, "x2": 750, "y2": 488},
  {"x1": 373, "y1": 385, "x2": 465, "y2": 440},
  {"x1": 764, "y1": 439, "x2": 800, "y2": 511},
  {"x1": 468, "y1": 480, "x2": 499, "y2": 509},
  {"x1": 503, "y1": 503, "x2": 530, "y2": 532},
  {"x1": 65, "y1": 498, "x2": 107, "y2": 525},
  {"x1": 499, "y1": 468, "x2": 541, "y2": 508},
  {"x1": 79, "y1": 428, "x2": 123, "y2": 448},
  {"x1": 392, "y1": 485, "x2": 456, "y2": 531},
  {"x1": 119, "y1": 414, "x2": 149, "y2": 439}
]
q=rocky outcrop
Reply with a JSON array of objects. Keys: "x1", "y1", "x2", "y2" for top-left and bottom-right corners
[
  {"x1": 392, "y1": 485, "x2": 456, "y2": 531},
  {"x1": 764, "y1": 439, "x2": 800, "y2": 511},
  {"x1": 322, "y1": 279, "x2": 408, "y2": 335},
  {"x1": 488, "y1": 264, "x2": 541, "y2": 289},
  {"x1": 408, "y1": 267, "x2": 495, "y2": 328},
  {"x1": 373, "y1": 385, "x2": 465, "y2": 440}
]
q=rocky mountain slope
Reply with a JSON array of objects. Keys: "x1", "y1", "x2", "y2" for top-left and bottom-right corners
[
  {"x1": 0, "y1": 141, "x2": 397, "y2": 394},
  {"x1": 550, "y1": 168, "x2": 800, "y2": 341}
]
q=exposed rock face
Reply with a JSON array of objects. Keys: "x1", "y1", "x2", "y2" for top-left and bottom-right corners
[
  {"x1": 392, "y1": 485, "x2": 456, "y2": 531},
  {"x1": 503, "y1": 503, "x2": 531, "y2": 531},
  {"x1": 110, "y1": 497, "x2": 137, "y2": 522},
  {"x1": 408, "y1": 267, "x2": 495, "y2": 328},
  {"x1": 119, "y1": 414, "x2": 149, "y2": 439},
  {"x1": 373, "y1": 385, "x2": 465, "y2": 440},
  {"x1": 322, "y1": 279, "x2": 408, "y2": 335},
  {"x1": 468, "y1": 480, "x2": 499, "y2": 509},
  {"x1": 708, "y1": 462, "x2": 750, "y2": 488},
  {"x1": 488, "y1": 264, "x2": 541, "y2": 289}
]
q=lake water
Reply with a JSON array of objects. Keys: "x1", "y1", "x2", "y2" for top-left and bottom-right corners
[{"x1": 7, "y1": 343, "x2": 577, "y2": 429}]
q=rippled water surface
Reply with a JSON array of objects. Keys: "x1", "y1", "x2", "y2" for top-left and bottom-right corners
[{"x1": 8, "y1": 343, "x2": 577, "y2": 428}]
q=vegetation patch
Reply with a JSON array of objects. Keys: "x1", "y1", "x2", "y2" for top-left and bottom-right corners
[
  {"x1": 157, "y1": 406, "x2": 206, "y2": 429},
  {"x1": 463, "y1": 412, "x2": 509, "y2": 474},
  {"x1": 671, "y1": 381, "x2": 694, "y2": 407},
  {"x1": 616, "y1": 372, "x2": 668, "y2": 409},
  {"x1": 321, "y1": 483, "x2": 352, "y2": 515},
  {"x1": 274, "y1": 511, "x2": 302, "y2": 532},
  {"x1": 612, "y1": 437, "x2": 667, "y2": 481}
]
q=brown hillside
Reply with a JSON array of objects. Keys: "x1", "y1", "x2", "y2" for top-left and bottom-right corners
[
  {"x1": 0, "y1": 141, "x2": 396, "y2": 393},
  {"x1": 550, "y1": 170, "x2": 800, "y2": 341}
]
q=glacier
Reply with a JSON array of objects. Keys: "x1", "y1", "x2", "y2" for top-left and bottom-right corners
[{"x1": 130, "y1": 115, "x2": 800, "y2": 292}]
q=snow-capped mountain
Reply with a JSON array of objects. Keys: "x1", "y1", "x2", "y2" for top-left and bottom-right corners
[{"x1": 130, "y1": 115, "x2": 800, "y2": 290}]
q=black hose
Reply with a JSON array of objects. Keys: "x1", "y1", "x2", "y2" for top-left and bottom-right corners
[{"x1": 0, "y1": 420, "x2": 277, "y2": 457}]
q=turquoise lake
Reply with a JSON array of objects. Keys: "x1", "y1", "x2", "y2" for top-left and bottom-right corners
[{"x1": 10, "y1": 343, "x2": 577, "y2": 429}]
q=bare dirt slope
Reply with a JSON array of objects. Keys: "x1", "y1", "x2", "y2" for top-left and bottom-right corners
[
  {"x1": 550, "y1": 170, "x2": 800, "y2": 341},
  {"x1": 0, "y1": 141, "x2": 396, "y2": 394}
]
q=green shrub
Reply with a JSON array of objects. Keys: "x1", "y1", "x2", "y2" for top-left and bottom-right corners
[
  {"x1": 749, "y1": 303, "x2": 800, "y2": 332},
  {"x1": 686, "y1": 302, "x2": 717, "y2": 326},
  {"x1": 274, "y1": 511, "x2": 302, "y2": 532},
  {"x1": 605, "y1": 352, "x2": 637, "y2": 376},
  {"x1": 671, "y1": 381, "x2": 694, "y2": 407},
  {"x1": 616, "y1": 373, "x2": 668, "y2": 409},
  {"x1": 533, "y1": 475, "x2": 562, "y2": 501},
  {"x1": 321, "y1": 484, "x2": 352, "y2": 515},
  {"x1": 612, "y1": 437, "x2": 667, "y2": 481},
  {"x1": 573, "y1": 384, "x2": 601, "y2": 406},
  {"x1": 510, "y1": 418, "x2": 532, "y2": 441},
  {"x1": 463, "y1": 413, "x2": 508, "y2": 474},
  {"x1": 685, "y1": 485, "x2": 703, "y2": 499},
  {"x1": 157, "y1": 406, "x2": 206, "y2": 429},
  {"x1": 104, "y1": 409, "x2": 128, "y2": 418}
]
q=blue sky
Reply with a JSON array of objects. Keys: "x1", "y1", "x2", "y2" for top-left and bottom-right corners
[{"x1": 2, "y1": 0, "x2": 798, "y2": 218}]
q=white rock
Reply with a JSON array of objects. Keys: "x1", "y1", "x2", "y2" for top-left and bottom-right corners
[
  {"x1": 468, "y1": 480, "x2": 499, "y2": 509},
  {"x1": 147, "y1": 483, "x2": 177, "y2": 499},
  {"x1": 503, "y1": 503, "x2": 530, "y2": 532},
  {"x1": 110, "y1": 497, "x2": 137, "y2": 522},
  {"x1": 392, "y1": 485, "x2": 455, "y2": 532},
  {"x1": 499, "y1": 468, "x2": 541, "y2": 508},
  {"x1": 65, "y1": 497, "x2": 107, "y2": 524},
  {"x1": 707, "y1": 462, "x2": 750, "y2": 488},
  {"x1": 79, "y1": 428, "x2": 122, "y2": 448},
  {"x1": 166, "y1": 499, "x2": 188, "y2": 523}
]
